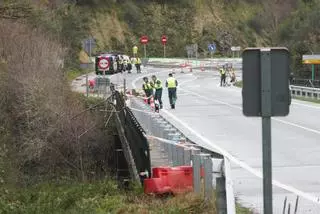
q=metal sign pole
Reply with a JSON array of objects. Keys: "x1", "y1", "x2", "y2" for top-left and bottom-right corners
[
  {"x1": 103, "y1": 69, "x2": 106, "y2": 98},
  {"x1": 261, "y1": 49, "x2": 273, "y2": 214},
  {"x1": 144, "y1": 44, "x2": 147, "y2": 59},
  {"x1": 86, "y1": 40, "x2": 91, "y2": 97},
  {"x1": 164, "y1": 44, "x2": 166, "y2": 58}
]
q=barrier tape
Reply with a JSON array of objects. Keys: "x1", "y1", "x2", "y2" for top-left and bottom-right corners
[{"x1": 144, "y1": 134, "x2": 198, "y2": 150}]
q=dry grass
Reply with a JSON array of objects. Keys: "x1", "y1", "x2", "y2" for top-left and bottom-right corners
[{"x1": 0, "y1": 19, "x2": 114, "y2": 184}]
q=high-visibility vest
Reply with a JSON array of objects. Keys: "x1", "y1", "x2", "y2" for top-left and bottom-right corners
[
  {"x1": 220, "y1": 69, "x2": 226, "y2": 75},
  {"x1": 143, "y1": 82, "x2": 152, "y2": 90},
  {"x1": 167, "y1": 77, "x2": 176, "y2": 88},
  {"x1": 137, "y1": 58, "x2": 141, "y2": 64},
  {"x1": 153, "y1": 79, "x2": 162, "y2": 89}
]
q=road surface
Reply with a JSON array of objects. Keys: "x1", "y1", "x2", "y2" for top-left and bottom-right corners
[{"x1": 106, "y1": 62, "x2": 320, "y2": 213}]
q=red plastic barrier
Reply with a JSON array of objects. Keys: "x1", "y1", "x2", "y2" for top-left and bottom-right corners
[{"x1": 144, "y1": 166, "x2": 193, "y2": 195}]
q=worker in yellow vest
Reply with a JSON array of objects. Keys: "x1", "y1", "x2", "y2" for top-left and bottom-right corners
[
  {"x1": 142, "y1": 77, "x2": 153, "y2": 104},
  {"x1": 165, "y1": 73, "x2": 178, "y2": 109},
  {"x1": 220, "y1": 66, "x2": 226, "y2": 87},
  {"x1": 151, "y1": 75, "x2": 163, "y2": 109},
  {"x1": 136, "y1": 57, "x2": 142, "y2": 73}
]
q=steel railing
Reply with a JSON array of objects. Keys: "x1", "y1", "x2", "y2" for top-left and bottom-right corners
[{"x1": 290, "y1": 85, "x2": 320, "y2": 99}]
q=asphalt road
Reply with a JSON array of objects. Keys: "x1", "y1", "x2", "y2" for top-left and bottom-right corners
[{"x1": 108, "y1": 63, "x2": 320, "y2": 213}]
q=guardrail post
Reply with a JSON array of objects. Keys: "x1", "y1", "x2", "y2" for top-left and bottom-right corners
[
  {"x1": 223, "y1": 157, "x2": 236, "y2": 214},
  {"x1": 184, "y1": 148, "x2": 192, "y2": 165},
  {"x1": 192, "y1": 154, "x2": 201, "y2": 194},
  {"x1": 177, "y1": 145, "x2": 184, "y2": 166},
  {"x1": 216, "y1": 176, "x2": 227, "y2": 214},
  {"x1": 171, "y1": 135, "x2": 180, "y2": 166},
  {"x1": 204, "y1": 156, "x2": 213, "y2": 200}
]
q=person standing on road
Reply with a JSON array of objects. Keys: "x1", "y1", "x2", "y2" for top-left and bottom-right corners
[
  {"x1": 136, "y1": 57, "x2": 142, "y2": 73},
  {"x1": 166, "y1": 73, "x2": 178, "y2": 109},
  {"x1": 230, "y1": 67, "x2": 236, "y2": 84},
  {"x1": 151, "y1": 75, "x2": 163, "y2": 109},
  {"x1": 142, "y1": 77, "x2": 153, "y2": 104},
  {"x1": 219, "y1": 66, "x2": 226, "y2": 87}
]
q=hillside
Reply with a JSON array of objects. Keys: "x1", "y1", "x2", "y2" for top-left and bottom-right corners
[{"x1": 76, "y1": 0, "x2": 318, "y2": 76}]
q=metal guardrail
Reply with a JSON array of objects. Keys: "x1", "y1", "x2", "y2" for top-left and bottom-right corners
[
  {"x1": 129, "y1": 96, "x2": 236, "y2": 214},
  {"x1": 290, "y1": 85, "x2": 320, "y2": 99}
]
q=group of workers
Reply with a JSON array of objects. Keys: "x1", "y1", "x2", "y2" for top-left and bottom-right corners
[
  {"x1": 219, "y1": 64, "x2": 236, "y2": 87},
  {"x1": 142, "y1": 73, "x2": 178, "y2": 110},
  {"x1": 116, "y1": 55, "x2": 142, "y2": 73}
]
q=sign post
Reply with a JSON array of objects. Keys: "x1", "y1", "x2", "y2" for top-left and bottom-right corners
[
  {"x1": 261, "y1": 49, "x2": 272, "y2": 214},
  {"x1": 242, "y1": 47, "x2": 291, "y2": 214},
  {"x1": 161, "y1": 35, "x2": 167, "y2": 58},
  {"x1": 84, "y1": 38, "x2": 96, "y2": 97},
  {"x1": 231, "y1": 46, "x2": 241, "y2": 58},
  {"x1": 140, "y1": 35, "x2": 149, "y2": 59}
]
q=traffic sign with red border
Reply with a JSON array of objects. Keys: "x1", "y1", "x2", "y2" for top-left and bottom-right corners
[
  {"x1": 140, "y1": 35, "x2": 149, "y2": 45},
  {"x1": 97, "y1": 57, "x2": 109, "y2": 70},
  {"x1": 161, "y1": 35, "x2": 167, "y2": 45}
]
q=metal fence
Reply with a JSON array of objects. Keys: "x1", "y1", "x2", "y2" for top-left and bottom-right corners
[
  {"x1": 111, "y1": 90, "x2": 151, "y2": 183},
  {"x1": 291, "y1": 78, "x2": 320, "y2": 88}
]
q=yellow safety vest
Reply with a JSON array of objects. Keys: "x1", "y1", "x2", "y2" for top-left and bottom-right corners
[
  {"x1": 220, "y1": 69, "x2": 226, "y2": 75},
  {"x1": 153, "y1": 79, "x2": 162, "y2": 89},
  {"x1": 143, "y1": 82, "x2": 152, "y2": 90},
  {"x1": 137, "y1": 58, "x2": 141, "y2": 64},
  {"x1": 167, "y1": 77, "x2": 176, "y2": 88}
]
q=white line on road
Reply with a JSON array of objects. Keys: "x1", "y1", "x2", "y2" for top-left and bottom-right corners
[{"x1": 292, "y1": 101, "x2": 320, "y2": 110}]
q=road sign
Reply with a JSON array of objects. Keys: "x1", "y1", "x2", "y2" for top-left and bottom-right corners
[
  {"x1": 161, "y1": 35, "x2": 167, "y2": 45},
  {"x1": 208, "y1": 43, "x2": 216, "y2": 52},
  {"x1": 242, "y1": 48, "x2": 290, "y2": 117},
  {"x1": 302, "y1": 55, "x2": 320, "y2": 64},
  {"x1": 231, "y1": 46, "x2": 241, "y2": 51},
  {"x1": 83, "y1": 38, "x2": 96, "y2": 55},
  {"x1": 140, "y1": 35, "x2": 149, "y2": 45},
  {"x1": 97, "y1": 57, "x2": 109, "y2": 70},
  {"x1": 242, "y1": 47, "x2": 290, "y2": 214}
]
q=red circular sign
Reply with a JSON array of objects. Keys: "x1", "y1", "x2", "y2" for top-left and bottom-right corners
[
  {"x1": 161, "y1": 35, "x2": 167, "y2": 45},
  {"x1": 98, "y1": 57, "x2": 109, "y2": 70},
  {"x1": 140, "y1": 35, "x2": 149, "y2": 45}
]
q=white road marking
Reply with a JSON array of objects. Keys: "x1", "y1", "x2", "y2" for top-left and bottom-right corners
[{"x1": 292, "y1": 101, "x2": 320, "y2": 110}]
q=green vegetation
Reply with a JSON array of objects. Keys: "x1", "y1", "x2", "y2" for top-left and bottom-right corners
[
  {"x1": 293, "y1": 96, "x2": 320, "y2": 104},
  {"x1": 0, "y1": 180, "x2": 222, "y2": 214},
  {"x1": 234, "y1": 81, "x2": 243, "y2": 88}
]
